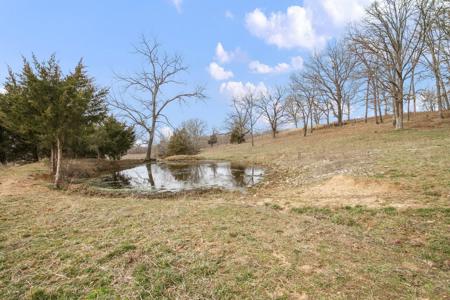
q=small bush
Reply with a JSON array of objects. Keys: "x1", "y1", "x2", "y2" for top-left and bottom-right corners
[
  {"x1": 208, "y1": 133, "x2": 218, "y2": 147},
  {"x1": 166, "y1": 128, "x2": 198, "y2": 156},
  {"x1": 230, "y1": 126, "x2": 245, "y2": 144}
]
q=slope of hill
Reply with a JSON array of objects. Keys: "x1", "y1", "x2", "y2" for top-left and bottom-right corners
[
  {"x1": 0, "y1": 112, "x2": 449, "y2": 299},
  {"x1": 202, "y1": 112, "x2": 450, "y2": 208}
]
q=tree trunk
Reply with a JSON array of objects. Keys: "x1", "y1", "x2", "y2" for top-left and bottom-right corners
[
  {"x1": 373, "y1": 80, "x2": 379, "y2": 124},
  {"x1": 441, "y1": 78, "x2": 449, "y2": 110},
  {"x1": 347, "y1": 99, "x2": 351, "y2": 121},
  {"x1": 374, "y1": 96, "x2": 379, "y2": 124},
  {"x1": 326, "y1": 105, "x2": 330, "y2": 125},
  {"x1": 50, "y1": 144, "x2": 55, "y2": 173},
  {"x1": 0, "y1": 149, "x2": 6, "y2": 165},
  {"x1": 440, "y1": 76, "x2": 450, "y2": 110},
  {"x1": 33, "y1": 145, "x2": 39, "y2": 162},
  {"x1": 53, "y1": 144, "x2": 58, "y2": 174},
  {"x1": 411, "y1": 71, "x2": 417, "y2": 117},
  {"x1": 54, "y1": 137, "x2": 63, "y2": 188},
  {"x1": 434, "y1": 68, "x2": 444, "y2": 118},
  {"x1": 302, "y1": 113, "x2": 308, "y2": 137},
  {"x1": 407, "y1": 96, "x2": 410, "y2": 121},
  {"x1": 250, "y1": 124, "x2": 255, "y2": 147},
  {"x1": 145, "y1": 125, "x2": 156, "y2": 161},
  {"x1": 377, "y1": 93, "x2": 383, "y2": 123},
  {"x1": 337, "y1": 99, "x2": 343, "y2": 126},
  {"x1": 365, "y1": 78, "x2": 370, "y2": 123},
  {"x1": 145, "y1": 143, "x2": 152, "y2": 161},
  {"x1": 395, "y1": 96, "x2": 403, "y2": 129}
]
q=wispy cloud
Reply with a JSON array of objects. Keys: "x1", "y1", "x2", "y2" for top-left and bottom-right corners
[
  {"x1": 170, "y1": 0, "x2": 183, "y2": 13},
  {"x1": 208, "y1": 62, "x2": 234, "y2": 81},
  {"x1": 214, "y1": 42, "x2": 245, "y2": 64},
  {"x1": 249, "y1": 56, "x2": 303, "y2": 75},
  {"x1": 225, "y1": 10, "x2": 234, "y2": 19},
  {"x1": 220, "y1": 81, "x2": 268, "y2": 99}
]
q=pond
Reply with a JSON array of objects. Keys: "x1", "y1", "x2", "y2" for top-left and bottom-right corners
[{"x1": 92, "y1": 161, "x2": 264, "y2": 193}]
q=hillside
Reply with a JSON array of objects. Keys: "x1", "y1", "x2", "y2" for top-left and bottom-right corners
[
  {"x1": 201, "y1": 112, "x2": 450, "y2": 209},
  {"x1": 0, "y1": 112, "x2": 449, "y2": 299}
]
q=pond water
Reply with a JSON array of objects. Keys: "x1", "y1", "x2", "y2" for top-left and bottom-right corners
[{"x1": 93, "y1": 161, "x2": 264, "y2": 193}]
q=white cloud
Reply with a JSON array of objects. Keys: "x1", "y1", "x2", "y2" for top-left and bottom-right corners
[
  {"x1": 245, "y1": 1, "x2": 374, "y2": 51},
  {"x1": 0, "y1": 87, "x2": 6, "y2": 94},
  {"x1": 215, "y1": 43, "x2": 232, "y2": 64},
  {"x1": 248, "y1": 56, "x2": 304, "y2": 75},
  {"x1": 245, "y1": 7, "x2": 327, "y2": 51},
  {"x1": 220, "y1": 81, "x2": 268, "y2": 99},
  {"x1": 215, "y1": 42, "x2": 246, "y2": 64},
  {"x1": 170, "y1": 0, "x2": 183, "y2": 13},
  {"x1": 225, "y1": 10, "x2": 234, "y2": 19},
  {"x1": 208, "y1": 62, "x2": 234, "y2": 81},
  {"x1": 159, "y1": 126, "x2": 173, "y2": 139},
  {"x1": 249, "y1": 61, "x2": 288, "y2": 74},
  {"x1": 311, "y1": 0, "x2": 373, "y2": 26}
]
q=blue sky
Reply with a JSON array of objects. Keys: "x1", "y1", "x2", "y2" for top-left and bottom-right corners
[{"x1": 0, "y1": 0, "x2": 373, "y2": 134}]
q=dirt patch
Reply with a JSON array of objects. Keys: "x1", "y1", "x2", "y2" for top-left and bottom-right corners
[{"x1": 300, "y1": 175, "x2": 405, "y2": 207}]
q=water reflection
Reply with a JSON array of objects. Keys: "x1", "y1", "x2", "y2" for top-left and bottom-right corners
[
  {"x1": 99, "y1": 172, "x2": 132, "y2": 189},
  {"x1": 97, "y1": 161, "x2": 264, "y2": 192}
]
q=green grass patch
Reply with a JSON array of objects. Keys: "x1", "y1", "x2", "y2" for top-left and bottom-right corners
[{"x1": 98, "y1": 243, "x2": 136, "y2": 263}]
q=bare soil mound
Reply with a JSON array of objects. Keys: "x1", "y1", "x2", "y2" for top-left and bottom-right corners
[{"x1": 300, "y1": 175, "x2": 407, "y2": 207}]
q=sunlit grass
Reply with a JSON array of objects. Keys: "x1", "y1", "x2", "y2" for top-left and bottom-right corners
[{"x1": 0, "y1": 112, "x2": 449, "y2": 298}]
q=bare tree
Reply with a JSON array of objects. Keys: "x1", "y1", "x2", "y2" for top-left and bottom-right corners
[
  {"x1": 419, "y1": 89, "x2": 439, "y2": 112},
  {"x1": 226, "y1": 97, "x2": 249, "y2": 144},
  {"x1": 226, "y1": 91, "x2": 262, "y2": 146},
  {"x1": 285, "y1": 94, "x2": 302, "y2": 128},
  {"x1": 241, "y1": 91, "x2": 262, "y2": 146},
  {"x1": 181, "y1": 118, "x2": 207, "y2": 152},
  {"x1": 256, "y1": 86, "x2": 286, "y2": 138},
  {"x1": 351, "y1": 0, "x2": 424, "y2": 129},
  {"x1": 306, "y1": 40, "x2": 359, "y2": 126},
  {"x1": 419, "y1": 0, "x2": 449, "y2": 118},
  {"x1": 110, "y1": 37, "x2": 206, "y2": 161},
  {"x1": 290, "y1": 72, "x2": 317, "y2": 137},
  {"x1": 348, "y1": 40, "x2": 385, "y2": 124}
]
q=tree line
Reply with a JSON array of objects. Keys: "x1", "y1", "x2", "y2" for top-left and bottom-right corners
[
  {"x1": 226, "y1": 0, "x2": 449, "y2": 142},
  {"x1": 0, "y1": 37, "x2": 207, "y2": 188},
  {"x1": 0, "y1": 55, "x2": 135, "y2": 187}
]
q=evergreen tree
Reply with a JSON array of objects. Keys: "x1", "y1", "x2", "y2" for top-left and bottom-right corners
[
  {"x1": 96, "y1": 116, "x2": 136, "y2": 160},
  {"x1": 1, "y1": 55, "x2": 107, "y2": 187}
]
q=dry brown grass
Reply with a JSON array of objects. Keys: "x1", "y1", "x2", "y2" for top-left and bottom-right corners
[
  {"x1": 0, "y1": 112, "x2": 449, "y2": 299},
  {"x1": 201, "y1": 112, "x2": 450, "y2": 208}
]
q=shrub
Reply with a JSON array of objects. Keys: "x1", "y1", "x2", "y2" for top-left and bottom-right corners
[
  {"x1": 208, "y1": 133, "x2": 218, "y2": 147},
  {"x1": 230, "y1": 126, "x2": 245, "y2": 144},
  {"x1": 166, "y1": 128, "x2": 198, "y2": 156}
]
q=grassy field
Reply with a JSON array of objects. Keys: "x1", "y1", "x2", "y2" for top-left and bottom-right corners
[{"x1": 0, "y1": 113, "x2": 449, "y2": 299}]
